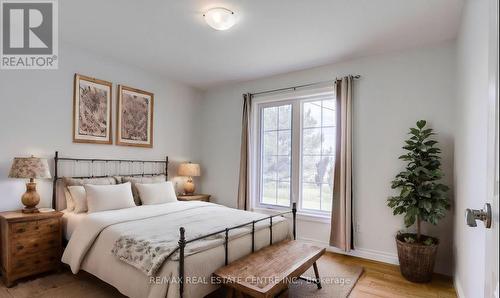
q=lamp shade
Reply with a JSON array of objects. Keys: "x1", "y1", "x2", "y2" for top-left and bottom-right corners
[
  {"x1": 8, "y1": 157, "x2": 51, "y2": 179},
  {"x1": 178, "y1": 163, "x2": 200, "y2": 177}
]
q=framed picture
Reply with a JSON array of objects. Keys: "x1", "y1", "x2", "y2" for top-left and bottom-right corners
[
  {"x1": 73, "y1": 74, "x2": 113, "y2": 144},
  {"x1": 116, "y1": 85, "x2": 154, "y2": 148}
]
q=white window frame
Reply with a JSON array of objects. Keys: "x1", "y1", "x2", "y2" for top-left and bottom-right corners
[
  {"x1": 299, "y1": 96, "x2": 336, "y2": 215},
  {"x1": 250, "y1": 86, "x2": 335, "y2": 219},
  {"x1": 256, "y1": 99, "x2": 296, "y2": 210}
]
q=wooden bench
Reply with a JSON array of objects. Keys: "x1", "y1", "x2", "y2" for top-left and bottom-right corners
[{"x1": 213, "y1": 240, "x2": 326, "y2": 298}]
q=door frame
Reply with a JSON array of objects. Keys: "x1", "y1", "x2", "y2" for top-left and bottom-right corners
[{"x1": 484, "y1": 0, "x2": 499, "y2": 297}]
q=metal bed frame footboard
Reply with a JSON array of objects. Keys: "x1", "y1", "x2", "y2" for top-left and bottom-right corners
[{"x1": 176, "y1": 203, "x2": 297, "y2": 298}]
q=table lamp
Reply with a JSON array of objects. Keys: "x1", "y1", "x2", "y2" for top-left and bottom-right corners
[
  {"x1": 8, "y1": 156, "x2": 52, "y2": 213},
  {"x1": 178, "y1": 162, "x2": 200, "y2": 195}
]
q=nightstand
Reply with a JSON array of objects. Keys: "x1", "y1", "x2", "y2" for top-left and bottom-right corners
[
  {"x1": 0, "y1": 211, "x2": 63, "y2": 287},
  {"x1": 177, "y1": 194, "x2": 211, "y2": 202}
]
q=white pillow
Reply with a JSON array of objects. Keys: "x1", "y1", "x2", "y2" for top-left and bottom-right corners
[
  {"x1": 135, "y1": 182, "x2": 177, "y2": 205},
  {"x1": 64, "y1": 187, "x2": 76, "y2": 211},
  {"x1": 68, "y1": 186, "x2": 88, "y2": 213},
  {"x1": 84, "y1": 182, "x2": 135, "y2": 213}
]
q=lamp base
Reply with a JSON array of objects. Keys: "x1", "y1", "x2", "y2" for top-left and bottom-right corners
[
  {"x1": 21, "y1": 181, "x2": 40, "y2": 213},
  {"x1": 22, "y1": 207, "x2": 40, "y2": 213},
  {"x1": 183, "y1": 177, "x2": 196, "y2": 195}
]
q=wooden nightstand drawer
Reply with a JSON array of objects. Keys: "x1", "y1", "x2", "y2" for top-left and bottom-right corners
[
  {"x1": 12, "y1": 250, "x2": 59, "y2": 277},
  {"x1": 11, "y1": 234, "x2": 60, "y2": 257},
  {"x1": 11, "y1": 217, "x2": 60, "y2": 239},
  {"x1": 0, "y1": 211, "x2": 63, "y2": 287},
  {"x1": 10, "y1": 220, "x2": 39, "y2": 234}
]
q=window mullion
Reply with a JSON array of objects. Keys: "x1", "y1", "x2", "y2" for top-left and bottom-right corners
[
  {"x1": 319, "y1": 100, "x2": 323, "y2": 211},
  {"x1": 275, "y1": 110, "x2": 279, "y2": 205},
  {"x1": 291, "y1": 101, "x2": 301, "y2": 208}
]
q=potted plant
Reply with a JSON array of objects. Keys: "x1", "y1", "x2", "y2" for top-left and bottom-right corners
[{"x1": 387, "y1": 120, "x2": 450, "y2": 283}]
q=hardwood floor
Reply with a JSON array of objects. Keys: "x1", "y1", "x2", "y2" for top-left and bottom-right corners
[
  {"x1": 0, "y1": 252, "x2": 457, "y2": 298},
  {"x1": 329, "y1": 253, "x2": 457, "y2": 298},
  {"x1": 204, "y1": 252, "x2": 456, "y2": 298}
]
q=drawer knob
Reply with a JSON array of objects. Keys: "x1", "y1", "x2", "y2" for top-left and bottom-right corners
[
  {"x1": 16, "y1": 228, "x2": 26, "y2": 233},
  {"x1": 16, "y1": 245, "x2": 24, "y2": 250}
]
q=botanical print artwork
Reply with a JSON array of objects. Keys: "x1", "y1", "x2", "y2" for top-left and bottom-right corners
[
  {"x1": 117, "y1": 85, "x2": 154, "y2": 148},
  {"x1": 73, "y1": 74, "x2": 112, "y2": 144},
  {"x1": 78, "y1": 80, "x2": 108, "y2": 137},
  {"x1": 121, "y1": 92, "x2": 149, "y2": 142}
]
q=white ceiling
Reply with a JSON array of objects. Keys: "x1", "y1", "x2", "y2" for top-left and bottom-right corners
[{"x1": 60, "y1": 0, "x2": 464, "y2": 89}]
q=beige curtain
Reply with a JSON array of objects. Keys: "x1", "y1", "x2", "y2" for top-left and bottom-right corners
[
  {"x1": 237, "y1": 93, "x2": 252, "y2": 210},
  {"x1": 329, "y1": 76, "x2": 353, "y2": 251}
]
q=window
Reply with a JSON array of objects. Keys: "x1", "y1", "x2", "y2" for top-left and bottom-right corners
[
  {"x1": 261, "y1": 104, "x2": 292, "y2": 207},
  {"x1": 256, "y1": 90, "x2": 336, "y2": 215},
  {"x1": 301, "y1": 100, "x2": 335, "y2": 212}
]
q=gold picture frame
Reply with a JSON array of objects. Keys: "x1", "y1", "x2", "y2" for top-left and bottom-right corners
[
  {"x1": 73, "y1": 74, "x2": 113, "y2": 144},
  {"x1": 116, "y1": 85, "x2": 154, "y2": 148}
]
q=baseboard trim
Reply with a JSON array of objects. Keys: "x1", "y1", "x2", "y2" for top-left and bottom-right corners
[
  {"x1": 453, "y1": 275, "x2": 465, "y2": 298},
  {"x1": 298, "y1": 237, "x2": 399, "y2": 265}
]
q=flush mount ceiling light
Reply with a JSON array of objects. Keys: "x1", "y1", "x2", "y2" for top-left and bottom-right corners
[{"x1": 203, "y1": 7, "x2": 236, "y2": 31}]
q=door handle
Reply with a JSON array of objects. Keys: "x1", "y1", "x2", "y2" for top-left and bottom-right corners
[{"x1": 465, "y1": 203, "x2": 492, "y2": 228}]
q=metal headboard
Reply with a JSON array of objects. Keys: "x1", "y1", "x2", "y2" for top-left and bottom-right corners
[{"x1": 52, "y1": 151, "x2": 169, "y2": 208}]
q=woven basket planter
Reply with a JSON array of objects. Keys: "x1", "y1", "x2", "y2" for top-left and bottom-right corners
[{"x1": 396, "y1": 233, "x2": 439, "y2": 283}]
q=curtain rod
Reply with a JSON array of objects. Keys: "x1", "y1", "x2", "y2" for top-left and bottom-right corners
[{"x1": 250, "y1": 75, "x2": 360, "y2": 97}]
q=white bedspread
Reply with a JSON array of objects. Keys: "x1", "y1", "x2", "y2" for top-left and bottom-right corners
[
  {"x1": 110, "y1": 202, "x2": 282, "y2": 276},
  {"x1": 62, "y1": 210, "x2": 87, "y2": 240},
  {"x1": 62, "y1": 201, "x2": 291, "y2": 298}
]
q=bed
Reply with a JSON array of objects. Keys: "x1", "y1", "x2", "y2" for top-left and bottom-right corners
[
  {"x1": 61, "y1": 210, "x2": 86, "y2": 240},
  {"x1": 53, "y1": 152, "x2": 297, "y2": 298}
]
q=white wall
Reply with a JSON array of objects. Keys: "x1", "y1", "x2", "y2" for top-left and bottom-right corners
[
  {"x1": 454, "y1": 0, "x2": 491, "y2": 297},
  {"x1": 197, "y1": 42, "x2": 456, "y2": 275},
  {"x1": 0, "y1": 42, "x2": 202, "y2": 212}
]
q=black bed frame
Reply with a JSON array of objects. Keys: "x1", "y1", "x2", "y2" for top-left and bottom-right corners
[{"x1": 53, "y1": 151, "x2": 297, "y2": 298}]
